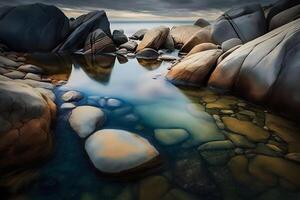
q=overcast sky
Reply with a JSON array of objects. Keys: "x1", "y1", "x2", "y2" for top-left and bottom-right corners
[{"x1": 0, "y1": 0, "x2": 275, "y2": 20}]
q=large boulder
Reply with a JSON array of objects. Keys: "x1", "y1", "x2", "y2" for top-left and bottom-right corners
[
  {"x1": 166, "y1": 49, "x2": 223, "y2": 86},
  {"x1": 208, "y1": 19, "x2": 300, "y2": 121},
  {"x1": 0, "y1": 79, "x2": 56, "y2": 188},
  {"x1": 211, "y1": 4, "x2": 266, "y2": 45},
  {"x1": 187, "y1": 43, "x2": 219, "y2": 57},
  {"x1": 55, "y1": 11, "x2": 111, "y2": 53},
  {"x1": 85, "y1": 129, "x2": 160, "y2": 174},
  {"x1": 112, "y1": 29, "x2": 128, "y2": 46},
  {"x1": 136, "y1": 26, "x2": 170, "y2": 52},
  {"x1": 170, "y1": 25, "x2": 201, "y2": 48},
  {"x1": 0, "y1": 3, "x2": 69, "y2": 52}
]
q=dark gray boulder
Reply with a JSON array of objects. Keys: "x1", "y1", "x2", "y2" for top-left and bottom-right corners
[
  {"x1": 112, "y1": 29, "x2": 128, "y2": 46},
  {"x1": 55, "y1": 11, "x2": 111, "y2": 53},
  {"x1": 119, "y1": 40, "x2": 138, "y2": 52},
  {"x1": 221, "y1": 38, "x2": 242, "y2": 52},
  {"x1": 194, "y1": 18, "x2": 210, "y2": 27},
  {"x1": 129, "y1": 29, "x2": 148, "y2": 40},
  {"x1": 136, "y1": 48, "x2": 159, "y2": 60},
  {"x1": 208, "y1": 19, "x2": 300, "y2": 121},
  {"x1": 211, "y1": 4, "x2": 266, "y2": 45},
  {"x1": 0, "y1": 3, "x2": 69, "y2": 52}
]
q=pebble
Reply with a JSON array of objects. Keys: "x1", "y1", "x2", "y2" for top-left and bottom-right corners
[
  {"x1": 61, "y1": 90, "x2": 83, "y2": 102},
  {"x1": 60, "y1": 103, "x2": 76, "y2": 109},
  {"x1": 285, "y1": 153, "x2": 300, "y2": 163},
  {"x1": 107, "y1": 98, "x2": 122, "y2": 108}
]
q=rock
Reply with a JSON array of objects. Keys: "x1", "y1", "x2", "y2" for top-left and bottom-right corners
[
  {"x1": 158, "y1": 55, "x2": 177, "y2": 61},
  {"x1": 0, "y1": 55, "x2": 20, "y2": 68},
  {"x1": 180, "y1": 28, "x2": 212, "y2": 53},
  {"x1": 127, "y1": 53, "x2": 136, "y2": 58},
  {"x1": 112, "y1": 29, "x2": 128, "y2": 46},
  {"x1": 285, "y1": 153, "x2": 300, "y2": 163},
  {"x1": 4, "y1": 70, "x2": 25, "y2": 79},
  {"x1": 163, "y1": 33, "x2": 175, "y2": 51},
  {"x1": 209, "y1": 19, "x2": 300, "y2": 120},
  {"x1": 24, "y1": 73, "x2": 41, "y2": 81},
  {"x1": 198, "y1": 140, "x2": 234, "y2": 151},
  {"x1": 83, "y1": 28, "x2": 116, "y2": 54},
  {"x1": 166, "y1": 49, "x2": 222, "y2": 86},
  {"x1": 36, "y1": 88, "x2": 55, "y2": 101},
  {"x1": 56, "y1": 10, "x2": 111, "y2": 52},
  {"x1": 211, "y1": 3, "x2": 266, "y2": 45},
  {"x1": 194, "y1": 18, "x2": 210, "y2": 27},
  {"x1": 136, "y1": 26, "x2": 170, "y2": 51},
  {"x1": 116, "y1": 48, "x2": 128, "y2": 55},
  {"x1": 119, "y1": 40, "x2": 138, "y2": 52},
  {"x1": 200, "y1": 149, "x2": 234, "y2": 165},
  {"x1": 222, "y1": 117, "x2": 270, "y2": 142},
  {"x1": 136, "y1": 48, "x2": 159, "y2": 60},
  {"x1": 60, "y1": 102, "x2": 76, "y2": 110},
  {"x1": 69, "y1": 106, "x2": 105, "y2": 138},
  {"x1": 216, "y1": 45, "x2": 241, "y2": 64},
  {"x1": 17, "y1": 64, "x2": 44, "y2": 74},
  {"x1": 0, "y1": 79, "x2": 56, "y2": 186},
  {"x1": 173, "y1": 157, "x2": 218, "y2": 196},
  {"x1": 266, "y1": 0, "x2": 300, "y2": 31},
  {"x1": 224, "y1": 131, "x2": 256, "y2": 148},
  {"x1": 106, "y1": 98, "x2": 122, "y2": 108},
  {"x1": 135, "y1": 103, "x2": 224, "y2": 147},
  {"x1": 130, "y1": 29, "x2": 148, "y2": 40},
  {"x1": 238, "y1": 110, "x2": 256, "y2": 118},
  {"x1": 85, "y1": 129, "x2": 160, "y2": 173},
  {"x1": 16, "y1": 79, "x2": 54, "y2": 90},
  {"x1": 0, "y1": 67, "x2": 10, "y2": 74},
  {"x1": 61, "y1": 90, "x2": 83, "y2": 102},
  {"x1": 186, "y1": 43, "x2": 219, "y2": 57},
  {"x1": 221, "y1": 38, "x2": 242, "y2": 52},
  {"x1": 170, "y1": 25, "x2": 201, "y2": 48},
  {"x1": 154, "y1": 129, "x2": 189, "y2": 145},
  {"x1": 206, "y1": 96, "x2": 237, "y2": 109},
  {"x1": 139, "y1": 176, "x2": 170, "y2": 200},
  {"x1": 0, "y1": 3, "x2": 69, "y2": 52}
]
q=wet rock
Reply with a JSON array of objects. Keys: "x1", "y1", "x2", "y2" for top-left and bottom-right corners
[
  {"x1": 202, "y1": 94, "x2": 219, "y2": 103},
  {"x1": 194, "y1": 18, "x2": 210, "y2": 27},
  {"x1": 136, "y1": 48, "x2": 159, "y2": 60},
  {"x1": 238, "y1": 110, "x2": 256, "y2": 118},
  {"x1": 130, "y1": 29, "x2": 148, "y2": 40},
  {"x1": 170, "y1": 25, "x2": 201, "y2": 47},
  {"x1": 225, "y1": 131, "x2": 256, "y2": 149},
  {"x1": 69, "y1": 106, "x2": 105, "y2": 138},
  {"x1": 4, "y1": 70, "x2": 25, "y2": 79},
  {"x1": 154, "y1": 129, "x2": 189, "y2": 145},
  {"x1": 85, "y1": 129, "x2": 160, "y2": 173},
  {"x1": 200, "y1": 149, "x2": 234, "y2": 166},
  {"x1": 211, "y1": 3, "x2": 266, "y2": 44},
  {"x1": 198, "y1": 140, "x2": 234, "y2": 151},
  {"x1": 60, "y1": 102, "x2": 76, "y2": 110},
  {"x1": 116, "y1": 48, "x2": 128, "y2": 55},
  {"x1": 106, "y1": 98, "x2": 122, "y2": 108},
  {"x1": 220, "y1": 109, "x2": 234, "y2": 114},
  {"x1": 24, "y1": 73, "x2": 41, "y2": 81},
  {"x1": 221, "y1": 38, "x2": 242, "y2": 52},
  {"x1": 163, "y1": 33, "x2": 175, "y2": 51},
  {"x1": 139, "y1": 176, "x2": 170, "y2": 200},
  {"x1": 166, "y1": 49, "x2": 222, "y2": 86},
  {"x1": 0, "y1": 67, "x2": 9, "y2": 74},
  {"x1": 61, "y1": 90, "x2": 83, "y2": 102},
  {"x1": 158, "y1": 54, "x2": 177, "y2": 61},
  {"x1": 206, "y1": 96, "x2": 237, "y2": 109},
  {"x1": 180, "y1": 28, "x2": 212, "y2": 53},
  {"x1": 112, "y1": 29, "x2": 128, "y2": 46},
  {"x1": 83, "y1": 28, "x2": 116, "y2": 54},
  {"x1": 136, "y1": 26, "x2": 169, "y2": 51},
  {"x1": 250, "y1": 143, "x2": 282, "y2": 157},
  {"x1": 209, "y1": 19, "x2": 300, "y2": 120},
  {"x1": 17, "y1": 64, "x2": 44, "y2": 74},
  {"x1": 222, "y1": 117, "x2": 270, "y2": 142},
  {"x1": 173, "y1": 157, "x2": 218, "y2": 196},
  {"x1": 0, "y1": 3, "x2": 69, "y2": 52},
  {"x1": 186, "y1": 43, "x2": 219, "y2": 57},
  {"x1": 285, "y1": 153, "x2": 300, "y2": 163},
  {"x1": 119, "y1": 40, "x2": 138, "y2": 52},
  {"x1": 0, "y1": 79, "x2": 56, "y2": 185}
]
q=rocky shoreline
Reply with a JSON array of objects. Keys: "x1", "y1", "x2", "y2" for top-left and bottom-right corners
[{"x1": 0, "y1": 0, "x2": 300, "y2": 199}]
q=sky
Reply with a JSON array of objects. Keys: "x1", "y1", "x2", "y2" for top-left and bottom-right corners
[{"x1": 0, "y1": 0, "x2": 275, "y2": 21}]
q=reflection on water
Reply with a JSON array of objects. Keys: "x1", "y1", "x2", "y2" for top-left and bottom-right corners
[{"x1": 11, "y1": 53, "x2": 300, "y2": 200}]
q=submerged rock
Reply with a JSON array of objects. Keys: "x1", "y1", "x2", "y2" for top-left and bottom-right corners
[
  {"x1": 136, "y1": 26, "x2": 170, "y2": 51},
  {"x1": 61, "y1": 90, "x2": 83, "y2": 102},
  {"x1": 69, "y1": 106, "x2": 105, "y2": 138},
  {"x1": 166, "y1": 49, "x2": 222, "y2": 86},
  {"x1": 154, "y1": 129, "x2": 189, "y2": 145},
  {"x1": 136, "y1": 48, "x2": 159, "y2": 60},
  {"x1": 85, "y1": 129, "x2": 160, "y2": 173},
  {"x1": 139, "y1": 176, "x2": 170, "y2": 200}
]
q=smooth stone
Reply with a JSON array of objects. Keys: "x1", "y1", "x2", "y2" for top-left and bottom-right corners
[
  {"x1": 194, "y1": 18, "x2": 210, "y2": 27},
  {"x1": 180, "y1": 28, "x2": 213, "y2": 53},
  {"x1": 235, "y1": 148, "x2": 244, "y2": 154},
  {"x1": 17, "y1": 64, "x2": 44, "y2": 74},
  {"x1": 206, "y1": 96, "x2": 237, "y2": 109},
  {"x1": 36, "y1": 88, "x2": 56, "y2": 101},
  {"x1": 4, "y1": 70, "x2": 25, "y2": 79},
  {"x1": 163, "y1": 33, "x2": 175, "y2": 51},
  {"x1": 60, "y1": 102, "x2": 76, "y2": 109},
  {"x1": 198, "y1": 140, "x2": 234, "y2": 151},
  {"x1": 186, "y1": 43, "x2": 219, "y2": 57},
  {"x1": 16, "y1": 79, "x2": 54, "y2": 90},
  {"x1": 69, "y1": 106, "x2": 105, "y2": 138},
  {"x1": 200, "y1": 149, "x2": 234, "y2": 166},
  {"x1": 136, "y1": 48, "x2": 159, "y2": 60},
  {"x1": 222, "y1": 117, "x2": 270, "y2": 142},
  {"x1": 225, "y1": 131, "x2": 256, "y2": 149},
  {"x1": 220, "y1": 110, "x2": 234, "y2": 114},
  {"x1": 119, "y1": 40, "x2": 138, "y2": 52},
  {"x1": 154, "y1": 129, "x2": 189, "y2": 146},
  {"x1": 130, "y1": 29, "x2": 148, "y2": 40},
  {"x1": 221, "y1": 38, "x2": 243, "y2": 52},
  {"x1": 285, "y1": 153, "x2": 300, "y2": 163},
  {"x1": 238, "y1": 110, "x2": 256, "y2": 118},
  {"x1": 158, "y1": 55, "x2": 177, "y2": 61},
  {"x1": 122, "y1": 114, "x2": 138, "y2": 123},
  {"x1": 136, "y1": 26, "x2": 169, "y2": 51},
  {"x1": 85, "y1": 129, "x2": 159, "y2": 173},
  {"x1": 202, "y1": 94, "x2": 218, "y2": 103},
  {"x1": 139, "y1": 176, "x2": 170, "y2": 200},
  {"x1": 0, "y1": 55, "x2": 19, "y2": 67},
  {"x1": 24, "y1": 73, "x2": 41, "y2": 81},
  {"x1": 62, "y1": 90, "x2": 83, "y2": 102},
  {"x1": 106, "y1": 98, "x2": 122, "y2": 108},
  {"x1": 112, "y1": 29, "x2": 128, "y2": 46},
  {"x1": 170, "y1": 25, "x2": 201, "y2": 47},
  {"x1": 116, "y1": 48, "x2": 128, "y2": 55},
  {"x1": 251, "y1": 143, "x2": 282, "y2": 157},
  {"x1": 0, "y1": 67, "x2": 10, "y2": 74},
  {"x1": 127, "y1": 53, "x2": 136, "y2": 58}
]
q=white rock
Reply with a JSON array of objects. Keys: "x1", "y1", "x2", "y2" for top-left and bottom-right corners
[
  {"x1": 154, "y1": 129, "x2": 189, "y2": 145},
  {"x1": 60, "y1": 102, "x2": 76, "y2": 109},
  {"x1": 107, "y1": 98, "x2": 122, "y2": 108},
  {"x1": 69, "y1": 106, "x2": 105, "y2": 138},
  {"x1": 62, "y1": 90, "x2": 83, "y2": 102},
  {"x1": 85, "y1": 129, "x2": 159, "y2": 173}
]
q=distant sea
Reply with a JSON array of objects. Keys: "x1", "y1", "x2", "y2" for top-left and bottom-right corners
[{"x1": 110, "y1": 20, "x2": 194, "y2": 36}]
